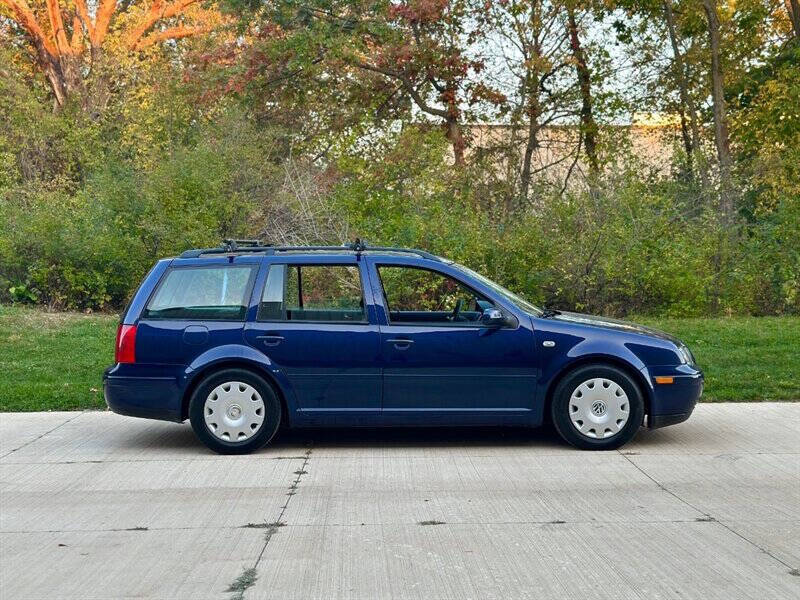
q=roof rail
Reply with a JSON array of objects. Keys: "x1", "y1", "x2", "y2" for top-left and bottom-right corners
[{"x1": 178, "y1": 238, "x2": 444, "y2": 261}]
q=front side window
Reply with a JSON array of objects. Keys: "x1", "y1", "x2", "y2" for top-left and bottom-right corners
[
  {"x1": 144, "y1": 266, "x2": 255, "y2": 320},
  {"x1": 452, "y1": 263, "x2": 542, "y2": 316},
  {"x1": 378, "y1": 266, "x2": 493, "y2": 325},
  {"x1": 258, "y1": 264, "x2": 365, "y2": 322}
]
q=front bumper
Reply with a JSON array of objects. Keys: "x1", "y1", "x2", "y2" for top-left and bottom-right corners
[
  {"x1": 642, "y1": 364, "x2": 704, "y2": 429},
  {"x1": 103, "y1": 364, "x2": 185, "y2": 423},
  {"x1": 649, "y1": 411, "x2": 693, "y2": 429}
]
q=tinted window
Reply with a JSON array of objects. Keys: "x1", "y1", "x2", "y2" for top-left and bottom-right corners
[
  {"x1": 258, "y1": 264, "x2": 364, "y2": 322},
  {"x1": 378, "y1": 266, "x2": 492, "y2": 325},
  {"x1": 144, "y1": 266, "x2": 255, "y2": 320}
]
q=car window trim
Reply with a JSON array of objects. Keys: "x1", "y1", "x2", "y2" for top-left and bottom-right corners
[
  {"x1": 255, "y1": 262, "x2": 369, "y2": 324},
  {"x1": 141, "y1": 263, "x2": 258, "y2": 322}
]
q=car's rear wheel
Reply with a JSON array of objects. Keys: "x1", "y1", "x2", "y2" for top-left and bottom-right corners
[
  {"x1": 189, "y1": 368, "x2": 281, "y2": 454},
  {"x1": 550, "y1": 363, "x2": 644, "y2": 450}
]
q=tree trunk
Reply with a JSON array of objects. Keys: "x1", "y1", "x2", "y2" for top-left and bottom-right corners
[
  {"x1": 664, "y1": 0, "x2": 706, "y2": 185},
  {"x1": 677, "y1": 104, "x2": 694, "y2": 178},
  {"x1": 702, "y1": 0, "x2": 734, "y2": 223},
  {"x1": 566, "y1": 5, "x2": 599, "y2": 180},
  {"x1": 59, "y1": 54, "x2": 85, "y2": 102},
  {"x1": 38, "y1": 54, "x2": 67, "y2": 108},
  {"x1": 519, "y1": 107, "x2": 540, "y2": 204},
  {"x1": 86, "y1": 45, "x2": 112, "y2": 117},
  {"x1": 446, "y1": 116, "x2": 465, "y2": 166},
  {"x1": 519, "y1": 4, "x2": 543, "y2": 204},
  {"x1": 786, "y1": 0, "x2": 800, "y2": 38},
  {"x1": 519, "y1": 65, "x2": 541, "y2": 204}
]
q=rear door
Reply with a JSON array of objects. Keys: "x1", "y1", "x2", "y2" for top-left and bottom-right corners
[
  {"x1": 243, "y1": 257, "x2": 381, "y2": 419},
  {"x1": 367, "y1": 258, "x2": 538, "y2": 419}
]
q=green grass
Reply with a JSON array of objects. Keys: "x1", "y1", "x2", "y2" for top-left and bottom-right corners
[
  {"x1": 0, "y1": 305, "x2": 117, "y2": 411},
  {"x1": 639, "y1": 316, "x2": 800, "y2": 402},
  {"x1": 0, "y1": 306, "x2": 797, "y2": 411}
]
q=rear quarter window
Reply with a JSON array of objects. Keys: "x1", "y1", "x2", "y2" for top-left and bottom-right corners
[{"x1": 143, "y1": 265, "x2": 256, "y2": 321}]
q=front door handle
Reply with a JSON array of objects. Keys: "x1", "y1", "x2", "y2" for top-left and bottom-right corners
[
  {"x1": 386, "y1": 338, "x2": 414, "y2": 349},
  {"x1": 257, "y1": 334, "x2": 284, "y2": 347}
]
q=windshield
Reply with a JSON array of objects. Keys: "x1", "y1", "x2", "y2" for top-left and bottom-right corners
[{"x1": 452, "y1": 264, "x2": 543, "y2": 316}]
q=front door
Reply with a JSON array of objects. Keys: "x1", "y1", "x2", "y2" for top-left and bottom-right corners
[
  {"x1": 369, "y1": 261, "x2": 538, "y2": 420},
  {"x1": 243, "y1": 259, "x2": 381, "y2": 419}
]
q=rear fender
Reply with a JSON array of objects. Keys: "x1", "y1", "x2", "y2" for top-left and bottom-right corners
[{"x1": 182, "y1": 344, "x2": 299, "y2": 424}]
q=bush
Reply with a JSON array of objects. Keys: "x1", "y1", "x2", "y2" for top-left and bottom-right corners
[
  {"x1": 1, "y1": 93, "x2": 797, "y2": 316},
  {"x1": 325, "y1": 127, "x2": 799, "y2": 317},
  {"x1": 0, "y1": 108, "x2": 276, "y2": 309}
]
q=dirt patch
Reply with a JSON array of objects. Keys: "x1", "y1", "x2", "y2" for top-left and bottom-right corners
[{"x1": 226, "y1": 567, "x2": 257, "y2": 600}]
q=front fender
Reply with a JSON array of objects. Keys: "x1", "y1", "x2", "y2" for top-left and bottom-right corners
[
  {"x1": 534, "y1": 331, "x2": 656, "y2": 422},
  {"x1": 182, "y1": 344, "x2": 300, "y2": 423}
]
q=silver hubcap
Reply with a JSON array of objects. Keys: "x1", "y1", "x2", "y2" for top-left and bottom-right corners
[
  {"x1": 203, "y1": 381, "x2": 265, "y2": 442},
  {"x1": 569, "y1": 378, "x2": 630, "y2": 440}
]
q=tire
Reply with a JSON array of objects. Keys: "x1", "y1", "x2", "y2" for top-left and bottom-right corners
[
  {"x1": 188, "y1": 368, "x2": 282, "y2": 455},
  {"x1": 550, "y1": 363, "x2": 644, "y2": 450}
]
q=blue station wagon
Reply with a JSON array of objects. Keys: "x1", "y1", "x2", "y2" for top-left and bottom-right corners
[{"x1": 104, "y1": 240, "x2": 703, "y2": 454}]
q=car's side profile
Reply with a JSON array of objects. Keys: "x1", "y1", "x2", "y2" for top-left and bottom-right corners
[{"x1": 104, "y1": 240, "x2": 703, "y2": 454}]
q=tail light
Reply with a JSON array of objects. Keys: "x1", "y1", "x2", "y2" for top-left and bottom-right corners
[{"x1": 115, "y1": 324, "x2": 137, "y2": 364}]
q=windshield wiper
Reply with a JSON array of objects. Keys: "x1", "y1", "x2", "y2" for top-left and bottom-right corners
[{"x1": 540, "y1": 307, "x2": 561, "y2": 318}]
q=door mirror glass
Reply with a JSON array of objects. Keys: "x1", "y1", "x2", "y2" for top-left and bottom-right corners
[{"x1": 481, "y1": 308, "x2": 506, "y2": 327}]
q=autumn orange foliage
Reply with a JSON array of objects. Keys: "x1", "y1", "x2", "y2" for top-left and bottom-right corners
[{"x1": 0, "y1": 0, "x2": 224, "y2": 107}]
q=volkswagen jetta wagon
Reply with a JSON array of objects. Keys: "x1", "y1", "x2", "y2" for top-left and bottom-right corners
[{"x1": 104, "y1": 240, "x2": 703, "y2": 454}]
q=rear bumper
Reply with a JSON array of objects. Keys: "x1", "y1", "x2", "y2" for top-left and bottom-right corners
[
  {"x1": 103, "y1": 365, "x2": 185, "y2": 423},
  {"x1": 642, "y1": 364, "x2": 703, "y2": 429}
]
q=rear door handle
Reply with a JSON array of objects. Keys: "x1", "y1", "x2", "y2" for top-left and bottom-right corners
[
  {"x1": 386, "y1": 338, "x2": 414, "y2": 349},
  {"x1": 257, "y1": 334, "x2": 284, "y2": 347}
]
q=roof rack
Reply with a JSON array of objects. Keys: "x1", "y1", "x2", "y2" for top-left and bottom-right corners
[{"x1": 179, "y1": 238, "x2": 444, "y2": 261}]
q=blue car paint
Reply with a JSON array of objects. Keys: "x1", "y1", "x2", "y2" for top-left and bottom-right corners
[
  {"x1": 104, "y1": 251, "x2": 703, "y2": 430},
  {"x1": 242, "y1": 254, "x2": 382, "y2": 422}
]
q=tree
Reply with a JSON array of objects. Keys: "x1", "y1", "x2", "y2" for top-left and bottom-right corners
[
  {"x1": 344, "y1": 0, "x2": 505, "y2": 166},
  {"x1": 702, "y1": 0, "x2": 734, "y2": 222},
  {"x1": 230, "y1": 1, "x2": 504, "y2": 167},
  {"x1": 480, "y1": 0, "x2": 585, "y2": 208},
  {"x1": 564, "y1": 1, "x2": 598, "y2": 179},
  {"x1": 0, "y1": 0, "x2": 224, "y2": 109},
  {"x1": 662, "y1": 0, "x2": 704, "y2": 183},
  {"x1": 786, "y1": 0, "x2": 800, "y2": 37}
]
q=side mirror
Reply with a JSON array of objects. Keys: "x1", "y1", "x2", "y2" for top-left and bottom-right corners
[{"x1": 481, "y1": 308, "x2": 506, "y2": 328}]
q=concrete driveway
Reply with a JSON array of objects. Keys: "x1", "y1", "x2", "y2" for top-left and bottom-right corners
[{"x1": 1, "y1": 403, "x2": 798, "y2": 600}]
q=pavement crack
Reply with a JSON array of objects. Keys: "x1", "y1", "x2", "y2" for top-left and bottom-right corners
[
  {"x1": 227, "y1": 445, "x2": 312, "y2": 599},
  {"x1": 3, "y1": 455, "x2": 310, "y2": 465},
  {"x1": 0, "y1": 411, "x2": 85, "y2": 460},
  {"x1": 619, "y1": 450, "x2": 797, "y2": 574},
  {"x1": 240, "y1": 521, "x2": 286, "y2": 530}
]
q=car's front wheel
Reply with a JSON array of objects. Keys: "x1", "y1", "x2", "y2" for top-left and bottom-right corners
[
  {"x1": 189, "y1": 368, "x2": 282, "y2": 454},
  {"x1": 550, "y1": 364, "x2": 644, "y2": 450}
]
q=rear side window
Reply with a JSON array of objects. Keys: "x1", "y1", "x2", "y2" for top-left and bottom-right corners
[
  {"x1": 144, "y1": 266, "x2": 256, "y2": 320},
  {"x1": 258, "y1": 264, "x2": 364, "y2": 322}
]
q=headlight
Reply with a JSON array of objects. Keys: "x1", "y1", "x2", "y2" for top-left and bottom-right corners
[{"x1": 677, "y1": 344, "x2": 695, "y2": 365}]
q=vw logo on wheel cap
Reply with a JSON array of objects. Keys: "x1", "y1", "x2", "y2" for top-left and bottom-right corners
[{"x1": 591, "y1": 400, "x2": 607, "y2": 416}]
